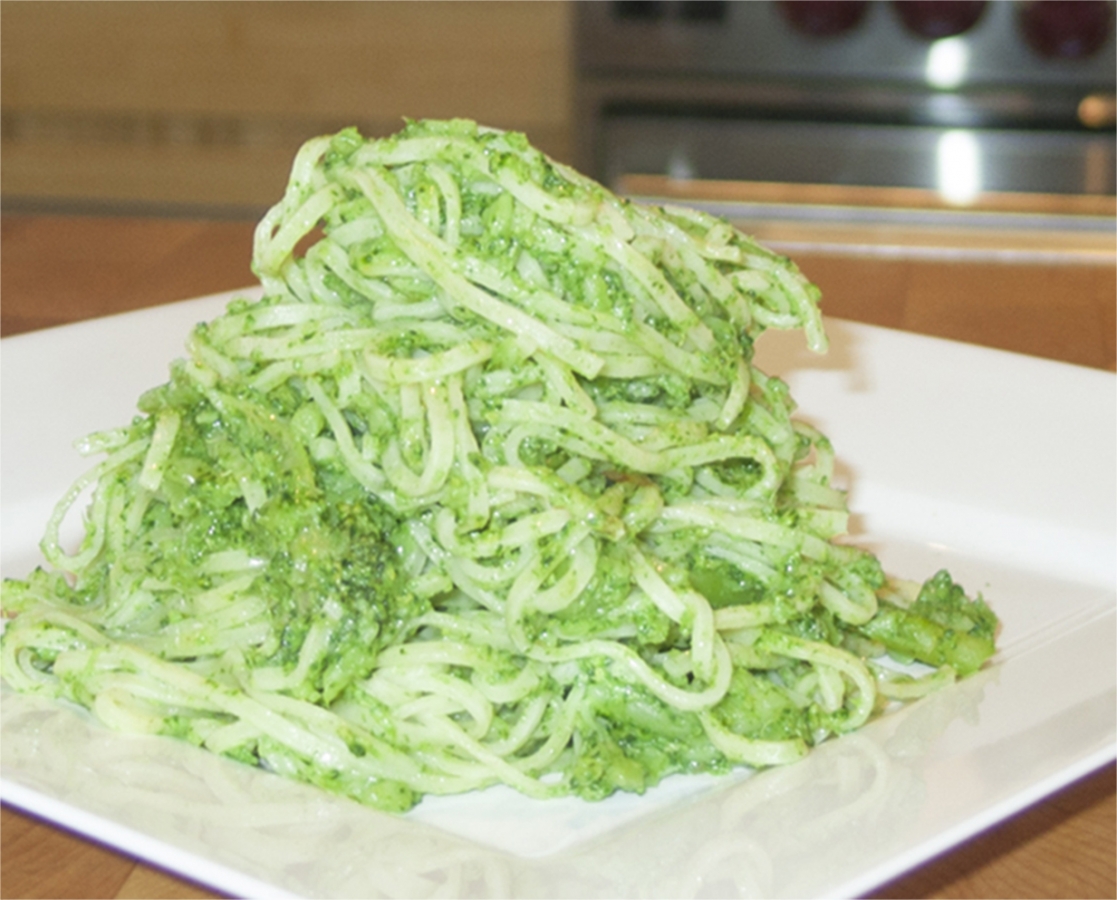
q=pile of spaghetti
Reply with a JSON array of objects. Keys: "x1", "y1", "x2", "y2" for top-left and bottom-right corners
[{"x1": 1, "y1": 120, "x2": 996, "y2": 811}]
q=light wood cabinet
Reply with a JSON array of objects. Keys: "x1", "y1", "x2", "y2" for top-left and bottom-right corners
[{"x1": 1, "y1": 1, "x2": 574, "y2": 211}]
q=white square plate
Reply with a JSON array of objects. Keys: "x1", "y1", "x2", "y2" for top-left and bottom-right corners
[{"x1": 2, "y1": 291, "x2": 1114, "y2": 899}]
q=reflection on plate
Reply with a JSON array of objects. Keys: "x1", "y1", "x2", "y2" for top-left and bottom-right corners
[{"x1": 2, "y1": 292, "x2": 1114, "y2": 899}]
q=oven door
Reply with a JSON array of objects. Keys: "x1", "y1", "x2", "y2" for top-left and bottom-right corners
[
  {"x1": 592, "y1": 112, "x2": 1116, "y2": 199},
  {"x1": 575, "y1": 1, "x2": 1116, "y2": 199}
]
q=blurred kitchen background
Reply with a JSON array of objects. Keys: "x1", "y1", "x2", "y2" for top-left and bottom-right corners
[
  {"x1": 3, "y1": 0, "x2": 1115, "y2": 213},
  {"x1": 2, "y1": 0, "x2": 1115, "y2": 367}
]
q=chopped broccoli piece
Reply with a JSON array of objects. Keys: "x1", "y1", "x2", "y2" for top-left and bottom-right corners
[{"x1": 856, "y1": 570, "x2": 997, "y2": 675}]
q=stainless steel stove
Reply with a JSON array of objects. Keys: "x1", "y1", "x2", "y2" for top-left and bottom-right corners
[{"x1": 574, "y1": 1, "x2": 1116, "y2": 197}]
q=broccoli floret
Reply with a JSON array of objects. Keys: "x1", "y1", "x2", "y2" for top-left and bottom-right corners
[
  {"x1": 911, "y1": 569, "x2": 998, "y2": 641},
  {"x1": 856, "y1": 570, "x2": 997, "y2": 676},
  {"x1": 569, "y1": 717, "x2": 649, "y2": 801},
  {"x1": 47, "y1": 362, "x2": 418, "y2": 707},
  {"x1": 710, "y1": 668, "x2": 812, "y2": 744},
  {"x1": 687, "y1": 556, "x2": 767, "y2": 609},
  {"x1": 568, "y1": 677, "x2": 726, "y2": 801}
]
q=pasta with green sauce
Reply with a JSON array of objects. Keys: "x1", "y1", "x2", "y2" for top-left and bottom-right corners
[{"x1": 0, "y1": 119, "x2": 998, "y2": 811}]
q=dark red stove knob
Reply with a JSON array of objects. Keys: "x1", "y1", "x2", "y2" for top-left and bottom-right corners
[
  {"x1": 1017, "y1": 0, "x2": 1114, "y2": 59},
  {"x1": 892, "y1": 1, "x2": 988, "y2": 39},
  {"x1": 776, "y1": 1, "x2": 870, "y2": 37}
]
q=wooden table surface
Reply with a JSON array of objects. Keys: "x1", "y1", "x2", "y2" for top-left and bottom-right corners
[{"x1": 1, "y1": 212, "x2": 1114, "y2": 900}]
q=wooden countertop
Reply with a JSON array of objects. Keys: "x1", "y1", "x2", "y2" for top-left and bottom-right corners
[{"x1": 1, "y1": 213, "x2": 1114, "y2": 899}]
